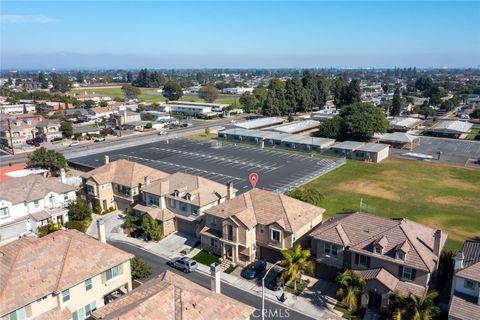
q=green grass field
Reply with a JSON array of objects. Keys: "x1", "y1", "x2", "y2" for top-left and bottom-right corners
[
  {"x1": 70, "y1": 87, "x2": 240, "y2": 105},
  {"x1": 300, "y1": 157, "x2": 480, "y2": 251}
]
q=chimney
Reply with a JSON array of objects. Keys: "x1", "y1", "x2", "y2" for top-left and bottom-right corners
[
  {"x1": 97, "y1": 218, "x2": 106, "y2": 243},
  {"x1": 433, "y1": 229, "x2": 442, "y2": 257},
  {"x1": 210, "y1": 262, "x2": 221, "y2": 294},
  {"x1": 226, "y1": 182, "x2": 234, "y2": 200},
  {"x1": 104, "y1": 155, "x2": 110, "y2": 164},
  {"x1": 60, "y1": 168, "x2": 67, "y2": 184},
  {"x1": 144, "y1": 176, "x2": 150, "y2": 186},
  {"x1": 454, "y1": 252, "x2": 464, "y2": 272}
]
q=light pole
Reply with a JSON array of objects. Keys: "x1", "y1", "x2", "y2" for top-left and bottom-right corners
[{"x1": 262, "y1": 260, "x2": 281, "y2": 320}]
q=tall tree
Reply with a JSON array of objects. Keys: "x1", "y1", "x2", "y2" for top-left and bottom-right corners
[
  {"x1": 239, "y1": 92, "x2": 257, "y2": 113},
  {"x1": 409, "y1": 291, "x2": 440, "y2": 320},
  {"x1": 38, "y1": 71, "x2": 49, "y2": 89},
  {"x1": 60, "y1": 121, "x2": 73, "y2": 138},
  {"x1": 198, "y1": 84, "x2": 219, "y2": 103},
  {"x1": 339, "y1": 102, "x2": 389, "y2": 140},
  {"x1": 51, "y1": 73, "x2": 72, "y2": 93},
  {"x1": 345, "y1": 79, "x2": 361, "y2": 105},
  {"x1": 336, "y1": 269, "x2": 366, "y2": 312},
  {"x1": 162, "y1": 80, "x2": 183, "y2": 101},
  {"x1": 27, "y1": 147, "x2": 67, "y2": 175},
  {"x1": 121, "y1": 84, "x2": 141, "y2": 97},
  {"x1": 280, "y1": 244, "x2": 314, "y2": 292},
  {"x1": 318, "y1": 117, "x2": 341, "y2": 138},
  {"x1": 126, "y1": 71, "x2": 133, "y2": 83},
  {"x1": 76, "y1": 71, "x2": 84, "y2": 83},
  {"x1": 332, "y1": 77, "x2": 349, "y2": 108},
  {"x1": 67, "y1": 199, "x2": 92, "y2": 222},
  {"x1": 391, "y1": 87, "x2": 402, "y2": 116}
]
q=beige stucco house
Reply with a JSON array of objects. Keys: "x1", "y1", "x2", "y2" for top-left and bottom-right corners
[
  {"x1": 310, "y1": 212, "x2": 447, "y2": 309},
  {"x1": 200, "y1": 188, "x2": 325, "y2": 266},
  {"x1": 0, "y1": 229, "x2": 133, "y2": 320},
  {"x1": 134, "y1": 172, "x2": 236, "y2": 238},
  {"x1": 81, "y1": 158, "x2": 169, "y2": 212}
]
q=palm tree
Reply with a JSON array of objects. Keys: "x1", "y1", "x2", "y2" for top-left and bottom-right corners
[
  {"x1": 409, "y1": 291, "x2": 440, "y2": 320},
  {"x1": 280, "y1": 244, "x2": 314, "y2": 292},
  {"x1": 336, "y1": 269, "x2": 366, "y2": 312},
  {"x1": 387, "y1": 293, "x2": 410, "y2": 320}
]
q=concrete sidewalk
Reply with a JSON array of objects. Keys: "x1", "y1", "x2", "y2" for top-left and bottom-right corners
[{"x1": 104, "y1": 230, "x2": 342, "y2": 320}]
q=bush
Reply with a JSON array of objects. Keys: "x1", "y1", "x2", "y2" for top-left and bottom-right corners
[
  {"x1": 141, "y1": 215, "x2": 162, "y2": 241},
  {"x1": 37, "y1": 222, "x2": 62, "y2": 237},
  {"x1": 65, "y1": 220, "x2": 88, "y2": 233},
  {"x1": 131, "y1": 257, "x2": 152, "y2": 280},
  {"x1": 67, "y1": 199, "x2": 92, "y2": 221}
]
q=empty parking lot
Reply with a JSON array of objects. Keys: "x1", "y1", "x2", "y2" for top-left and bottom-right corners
[{"x1": 69, "y1": 139, "x2": 344, "y2": 193}]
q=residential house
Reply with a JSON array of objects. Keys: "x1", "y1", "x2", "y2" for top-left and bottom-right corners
[
  {"x1": 0, "y1": 172, "x2": 76, "y2": 244},
  {"x1": 200, "y1": 188, "x2": 325, "y2": 266},
  {"x1": 135, "y1": 172, "x2": 235, "y2": 237},
  {"x1": 0, "y1": 115, "x2": 43, "y2": 149},
  {"x1": 81, "y1": 158, "x2": 169, "y2": 212},
  {"x1": 0, "y1": 229, "x2": 133, "y2": 320},
  {"x1": 89, "y1": 106, "x2": 119, "y2": 120},
  {"x1": 448, "y1": 240, "x2": 480, "y2": 320},
  {"x1": 0, "y1": 103, "x2": 36, "y2": 115},
  {"x1": 36, "y1": 119, "x2": 63, "y2": 141},
  {"x1": 72, "y1": 125, "x2": 102, "y2": 137},
  {"x1": 91, "y1": 271, "x2": 254, "y2": 320},
  {"x1": 74, "y1": 93, "x2": 112, "y2": 103},
  {"x1": 310, "y1": 212, "x2": 447, "y2": 308}
]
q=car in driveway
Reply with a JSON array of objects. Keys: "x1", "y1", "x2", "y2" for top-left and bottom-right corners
[
  {"x1": 241, "y1": 259, "x2": 267, "y2": 280},
  {"x1": 265, "y1": 271, "x2": 283, "y2": 291},
  {"x1": 167, "y1": 257, "x2": 198, "y2": 273}
]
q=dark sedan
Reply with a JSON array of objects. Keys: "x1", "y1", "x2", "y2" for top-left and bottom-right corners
[{"x1": 241, "y1": 259, "x2": 267, "y2": 280}]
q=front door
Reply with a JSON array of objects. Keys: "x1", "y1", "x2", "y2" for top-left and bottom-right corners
[
  {"x1": 368, "y1": 291, "x2": 382, "y2": 308},
  {"x1": 225, "y1": 245, "x2": 233, "y2": 260},
  {"x1": 102, "y1": 200, "x2": 107, "y2": 211}
]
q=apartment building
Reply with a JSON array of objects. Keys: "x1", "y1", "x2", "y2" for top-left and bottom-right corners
[
  {"x1": 310, "y1": 212, "x2": 447, "y2": 308},
  {"x1": 448, "y1": 240, "x2": 480, "y2": 320},
  {"x1": 81, "y1": 158, "x2": 169, "y2": 212},
  {"x1": 0, "y1": 103, "x2": 36, "y2": 115},
  {"x1": 200, "y1": 188, "x2": 324, "y2": 266},
  {"x1": 0, "y1": 173, "x2": 76, "y2": 243},
  {"x1": 0, "y1": 115, "x2": 43, "y2": 149},
  {"x1": 91, "y1": 271, "x2": 254, "y2": 320},
  {"x1": 134, "y1": 172, "x2": 235, "y2": 237},
  {"x1": 0, "y1": 229, "x2": 133, "y2": 320}
]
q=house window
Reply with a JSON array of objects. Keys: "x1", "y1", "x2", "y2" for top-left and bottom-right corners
[
  {"x1": 192, "y1": 207, "x2": 198, "y2": 215},
  {"x1": 148, "y1": 196, "x2": 159, "y2": 207},
  {"x1": 0, "y1": 207, "x2": 10, "y2": 220},
  {"x1": 271, "y1": 229, "x2": 281, "y2": 242},
  {"x1": 210, "y1": 238, "x2": 216, "y2": 247},
  {"x1": 85, "y1": 278, "x2": 92, "y2": 291},
  {"x1": 169, "y1": 198, "x2": 176, "y2": 208},
  {"x1": 464, "y1": 280, "x2": 475, "y2": 290},
  {"x1": 72, "y1": 301, "x2": 97, "y2": 320},
  {"x1": 61, "y1": 289, "x2": 70, "y2": 302},
  {"x1": 63, "y1": 193, "x2": 69, "y2": 201},
  {"x1": 106, "y1": 265, "x2": 120, "y2": 281},
  {"x1": 33, "y1": 200, "x2": 40, "y2": 208},
  {"x1": 396, "y1": 251, "x2": 405, "y2": 260},
  {"x1": 8, "y1": 307, "x2": 26, "y2": 320},
  {"x1": 324, "y1": 243, "x2": 338, "y2": 257},
  {"x1": 210, "y1": 216, "x2": 216, "y2": 226},
  {"x1": 181, "y1": 204, "x2": 187, "y2": 212},
  {"x1": 36, "y1": 295, "x2": 48, "y2": 303},
  {"x1": 374, "y1": 246, "x2": 382, "y2": 254},
  {"x1": 402, "y1": 266, "x2": 413, "y2": 280},
  {"x1": 355, "y1": 254, "x2": 369, "y2": 267}
]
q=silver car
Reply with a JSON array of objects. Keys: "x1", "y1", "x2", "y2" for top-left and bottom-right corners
[{"x1": 167, "y1": 257, "x2": 198, "y2": 273}]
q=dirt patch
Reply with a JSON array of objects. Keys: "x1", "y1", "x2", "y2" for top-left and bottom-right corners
[
  {"x1": 442, "y1": 178, "x2": 480, "y2": 191},
  {"x1": 335, "y1": 180, "x2": 401, "y2": 201},
  {"x1": 432, "y1": 196, "x2": 479, "y2": 207}
]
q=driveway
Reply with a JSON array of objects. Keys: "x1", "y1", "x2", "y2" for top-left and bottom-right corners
[
  {"x1": 145, "y1": 232, "x2": 199, "y2": 259},
  {"x1": 87, "y1": 210, "x2": 124, "y2": 238}
]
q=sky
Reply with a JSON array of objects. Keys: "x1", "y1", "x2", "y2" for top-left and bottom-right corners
[{"x1": 1, "y1": 1, "x2": 479, "y2": 69}]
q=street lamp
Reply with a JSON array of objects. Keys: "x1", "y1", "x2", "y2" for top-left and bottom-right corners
[{"x1": 262, "y1": 260, "x2": 282, "y2": 320}]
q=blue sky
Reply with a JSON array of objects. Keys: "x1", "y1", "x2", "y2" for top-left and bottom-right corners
[{"x1": 1, "y1": 1, "x2": 479, "y2": 69}]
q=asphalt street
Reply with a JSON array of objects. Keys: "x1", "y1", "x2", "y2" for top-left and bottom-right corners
[{"x1": 110, "y1": 241, "x2": 317, "y2": 320}]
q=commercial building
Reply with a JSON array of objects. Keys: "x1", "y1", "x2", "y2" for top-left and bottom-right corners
[
  {"x1": 232, "y1": 117, "x2": 285, "y2": 130},
  {"x1": 161, "y1": 101, "x2": 228, "y2": 116},
  {"x1": 0, "y1": 173, "x2": 76, "y2": 243},
  {"x1": 426, "y1": 120, "x2": 473, "y2": 139},
  {"x1": 389, "y1": 117, "x2": 424, "y2": 132},
  {"x1": 269, "y1": 120, "x2": 320, "y2": 134},
  {"x1": 0, "y1": 229, "x2": 133, "y2": 320},
  {"x1": 310, "y1": 212, "x2": 447, "y2": 308}
]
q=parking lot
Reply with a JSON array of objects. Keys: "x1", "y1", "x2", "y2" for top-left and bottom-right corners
[
  {"x1": 69, "y1": 139, "x2": 344, "y2": 193},
  {"x1": 391, "y1": 136, "x2": 480, "y2": 166}
]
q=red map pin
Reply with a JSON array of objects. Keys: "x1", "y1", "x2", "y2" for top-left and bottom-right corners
[{"x1": 249, "y1": 173, "x2": 259, "y2": 188}]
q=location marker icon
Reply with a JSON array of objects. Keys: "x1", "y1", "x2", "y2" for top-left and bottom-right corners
[{"x1": 249, "y1": 173, "x2": 259, "y2": 188}]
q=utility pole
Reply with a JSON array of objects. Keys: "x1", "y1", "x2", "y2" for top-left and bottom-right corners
[{"x1": 7, "y1": 118, "x2": 15, "y2": 155}]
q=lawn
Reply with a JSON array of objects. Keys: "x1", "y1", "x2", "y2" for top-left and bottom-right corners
[
  {"x1": 70, "y1": 87, "x2": 240, "y2": 105},
  {"x1": 299, "y1": 157, "x2": 480, "y2": 251},
  {"x1": 192, "y1": 250, "x2": 220, "y2": 266},
  {"x1": 466, "y1": 128, "x2": 480, "y2": 140}
]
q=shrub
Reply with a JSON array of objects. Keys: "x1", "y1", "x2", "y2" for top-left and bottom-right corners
[
  {"x1": 65, "y1": 220, "x2": 88, "y2": 233},
  {"x1": 37, "y1": 222, "x2": 62, "y2": 237},
  {"x1": 131, "y1": 257, "x2": 152, "y2": 280}
]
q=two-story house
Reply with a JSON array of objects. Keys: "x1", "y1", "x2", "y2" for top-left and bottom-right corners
[
  {"x1": 134, "y1": 172, "x2": 236, "y2": 237},
  {"x1": 0, "y1": 173, "x2": 76, "y2": 244},
  {"x1": 81, "y1": 158, "x2": 169, "y2": 212},
  {"x1": 35, "y1": 119, "x2": 63, "y2": 142},
  {"x1": 91, "y1": 271, "x2": 254, "y2": 320},
  {"x1": 0, "y1": 115, "x2": 43, "y2": 150},
  {"x1": 310, "y1": 212, "x2": 447, "y2": 309},
  {"x1": 0, "y1": 229, "x2": 133, "y2": 320},
  {"x1": 200, "y1": 188, "x2": 325, "y2": 266},
  {"x1": 448, "y1": 240, "x2": 480, "y2": 320}
]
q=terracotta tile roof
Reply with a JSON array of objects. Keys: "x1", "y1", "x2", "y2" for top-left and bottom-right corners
[
  {"x1": 395, "y1": 281, "x2": 427, "y2": 298},
  {"x1": 30, "y1": 210, "x2": 52, "y2": 221},
  {"x1": 0, "y1": 175, "x2": 76, "y2": 204},
  {"x1": 141, "y1": 172, "x2": 235, "y2": 207},
  {"x1": 354, "y1": 268, "x2": 399, "y2": 292},
  {"x1": 310, "y1": 212, "x2": 447, "y2": 272},
  {"x1": 132, "y1": 204, "x2": 175, "y2": 222},
  {"x1": 449, "y1": 292, "x2": 480, "y2": 320},
  {"x1": 91, "y1": 271, "x2": 254, "y2": 320},
  {"x1": 34, "y1": 307, "x2": 72, "y2": 320},
  {"x1": 82, "y1": 159, "x2": 169, "y2": 187},
  {"x1": 456, "y1": 262, "x2": 480, "y2": 283},
  {"x1": 205, "y1": 188, "x2": 325, "y2": 233},
  {"x1": 0, "y1": 230, "x2": 133, "y2": 316}
]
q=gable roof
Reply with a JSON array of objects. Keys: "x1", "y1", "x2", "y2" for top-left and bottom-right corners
[
  {"x1": 0, "y1": 230, "x2": 133, "y2": 316},
  {"x1": 310, "y1": 212, "x2": 447, "y2": 272},
  {"x1": 82, "y1": 159, "x2": 169, "y2": 187},
  {"x1": 141, "y1": 172, "x2": 235, "y2": 207},
  {"x1": 0, "y1": 175, "x2": 76, "y2": 204},
  {"x1": 205, "y1": 188, "x2": 325, "y2": 233},
  {"x1": 91, "y1": 271, "x2": 254, "y2": 320}
]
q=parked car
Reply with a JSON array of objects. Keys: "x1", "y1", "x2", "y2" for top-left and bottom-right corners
[
  {"x1": 229, "y1": 119, "x2": 237, "y2": 123},
  {"x1": 167, "y1": 257, "x2": 198, "y2": 273},
  {"x1": 241, "y1": 259, "x2": 267, "y2": 280},
  {"x1": 21, "y1": 145, "x2": 35, "y2": 151},
  {"x1": 19, "y1": 231, "x2": 37, "y2": 238},
  {"x1": 94, "y1": 136, "x2": 105, "y2": 142},
  {"x1": 69, "y1": 140, "x2": 80, "y2": 147},
  {"x1": 158, "y1": 130, "x2": 168, "y2": 136},
  {"x1": 265, "y1": 271, "x2": 283, "y2": 291},
  {"x1": 26, "y1": 139, "x2": 40, "y2": 147}
]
